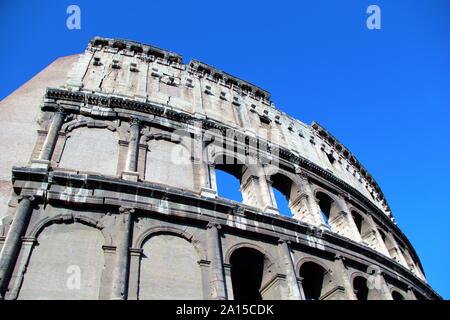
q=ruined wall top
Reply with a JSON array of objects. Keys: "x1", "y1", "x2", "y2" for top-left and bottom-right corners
[{"x1": 62, "y1": 36, "x2": 394, "y2": 219}]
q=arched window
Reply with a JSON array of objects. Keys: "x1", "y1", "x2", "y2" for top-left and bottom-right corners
[
  {"x1": 392, "y1": 291, "x2": 405, "y2": 300},
  {"x1": 316, "y1": 192, "x2": 334, "y2": 226},
  {"x1": 215, "y1": 164, "x2": 244, "y2": 202},
  {"x1": 229, "y1": 247, "x2": 274, "y2": 300},
  {"x1": 270, "y1": 173, "x2": 299, "y2": 218},
  {"x1": 299, "y1": 262, "x2": 333, "y2": 300},
  {"x1": 378, "y1": 229, "x2": 406, "y2": 265}
]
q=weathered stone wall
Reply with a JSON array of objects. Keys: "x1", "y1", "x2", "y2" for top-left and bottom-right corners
[{"x1": 0, "y1": 37, "x2": 438, "y2": 300}]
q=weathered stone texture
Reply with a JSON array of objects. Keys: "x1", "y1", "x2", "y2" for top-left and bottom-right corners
[{"x1": 0, "y1": 37, "x2": 439, "y2": 300}]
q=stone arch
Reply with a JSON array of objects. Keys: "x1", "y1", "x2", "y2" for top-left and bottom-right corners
[
  {"x1": 224, "y1": 242, "x2": 275, "y2": 266},
  {"x1": 58, "y1": 124, "x2": 120, "y2": 175},
  {"x1": 211, "y1": 150, "x2": 261, "y2": 206},
  {"x1": 350, "y1": 271, "x2": 383, "y2": 300},
  {"x1": 62, "y1": 118, "x2": 118, "y2": 134},
  {"x1": 313, "y1": 189, "x2": 339, "y2": 227},
  {"x1": 391, "y1": 289, "x2": 406, "y2": 300},
  {"x1": 18, "y1": 217, "x2": 106, "y2": 300},
  {"x1": 349, "y1": 209, "x2": 380, "y2": 248},
  {"x1": 296, "y1": 257, "x2": 337, "y2": 300},
  {"x1": 377, "y1": 228, "x2": 406, "y2": 265},
  {"x1": 136, "y1": 227, "x2": 204, "y2": 300},
  {"x1": 27, "y1": 213, "x2": 110, "y2": 245},
  {"x1": 268, "y1": 171, "x2": 303, "y2": 217},
  {"x1": 134, "y1": 225, "x2": 206, "y2": 261},
  {"x1": 225, "y1": 243, "x2": 277, "y2": 300}
]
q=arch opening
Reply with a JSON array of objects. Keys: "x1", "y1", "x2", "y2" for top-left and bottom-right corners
[
  {"x1": 316, "y1": 191, "x2": 334, "y2": 226},
  {"x1": 215, "y1": 162, "x2": 244, "y2": 202},
  {"x1": 353, "y1": 276, "x2": 369, "y2": 300},
  {"x1": 270, "y1": 173, "x2": 297, "y2": 217},
  {"x1": 299, "y1": 262, "x2": 333, "y2": 300},
  {"x1": 230, "y1": 247, "x2": 273, "y2": 300},
  {"x1": 392, "y1": 291, "x2": 405, "y2": 300}
]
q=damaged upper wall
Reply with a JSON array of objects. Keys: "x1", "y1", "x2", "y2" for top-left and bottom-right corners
[{"x1": 63, "y1": 36, "x2": 392, "y2": 218}]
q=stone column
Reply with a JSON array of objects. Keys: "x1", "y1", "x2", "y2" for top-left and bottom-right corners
[
  {"x1": 333, "y1": 255, "x2": 357, "y2": 300},
  {"x1": 296, "y1": 171, "x2": 327, "y2": 228},
  {"x1": 278, "y1": 239, "x2": 302, "y2": 300},
  {"x1": 127, "y1": 248, "x2": 143, "y2": 300},
  {"x1": 110, "y1": 207, "x2": 133, "y2": 300},
  {"x1": 206, "y1": 223, "x2": 227, "y2": 300},
  {"x1": 125, "y1": 118, "x2": 140, "y2": 172},
  {"x1": 38, "y1": 108, "x2": 65, "y2": 161},
  {"x1": 335, "y1": 195, "x2": 363, "y2": 242},
  {"x1": 366, "y1": 216, "x2": 390, "y2": 256},
  {"x1": 199, "y1": 130, "x2": 216, "y2": 198},
  {"x1": 406, "y1": 286, "x2": 418, "y2": 300},
  {"x1": 223, "y1": 264, "x2": 234, "y2": 300},
  {"x1": 0, "y1": 196, "x2": 34, "y2": 297}
]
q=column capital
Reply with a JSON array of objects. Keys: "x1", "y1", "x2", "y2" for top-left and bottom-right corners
[
  {"x1": 129, "y1": 248, "x2": 143, "y2": 257},
  {"x1": 334, "y1": 253, "x2": 346, "y2": 262},
  {"x1": 206, "y1": 222, "x2": 221, "y2": 230},
  {"x1": 56, "y1": 106, "x2": 66, "y2": 115},
  {"x1": 278, "y1": 238, "x2": 291, "y2": 245},
  {"x1": 129, "y1": 117, "x2": 141, "y2": 127},
  {"x1": 119, "y1": 207, "x2": 135, "y2": 214}
]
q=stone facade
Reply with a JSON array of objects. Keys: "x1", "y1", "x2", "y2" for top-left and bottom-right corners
[{"x1": 0, "y1": 37, "x2": 440, "y2": 300}]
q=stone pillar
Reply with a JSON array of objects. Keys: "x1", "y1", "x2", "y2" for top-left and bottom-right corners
[
  {"x1": 127, "y1": 248, "x2": 143, "y2": 300},
  {"x1": 199, "y1": 131, "x2": 216, "y2": 198},
  {"x1": 296, "y1": 171, "x2": 327, "y2": 228},
  {"x1": 38, "y1": 108, "x2": 65, "y2": 161},
  {"x1": 123, "y1": 118, "x2": 140, "y2": 180},
  {"x1": 366, "y1": 216, "x2": 390, "y2": 256},
  {"x1": 333, "y1": 255, "x2": 357, "y2": 300},
  {"x1": 258, "y1": 167, "x2": 278, "y2": 215},
  {"x1": 206, "y1": 223, "x2": 227, "y2": 300},
  {"x1": 110, "y1": 207, "x2": 133, "y2": 300},
  {"x1": 334, "y1": 195, "x2": 363, "y2": 242},
  {"x1": 0, "y1": 196, "x2": 34, "y2": 297},
  {"x1": 277, "y1": 239, "x2": 301, "y2": 300},
  {"x1": 406, "y1": 286, "x2": 417, "y2": 300},
  {"x1": 378, "y1": 273, "x2": 394, "y2": 300},
  {"x1": 223, "y1": 264, "x2": 234, "y2": 300}
]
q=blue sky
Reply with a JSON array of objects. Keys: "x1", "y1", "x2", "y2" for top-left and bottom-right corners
[{"x1": 0, "y1": 0, "x2": 449, "y2": 298}]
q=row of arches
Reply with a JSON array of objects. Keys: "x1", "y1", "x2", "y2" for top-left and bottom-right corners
[
  {"x1": 213, "y1": 157, "x2": 422, "y2": 279},
  {"x1": 7, "y1": 208, "x2": 423, "y2": 300},
  {"x1": 38, "y1": 116, "x2": 423, "y2": 281}
]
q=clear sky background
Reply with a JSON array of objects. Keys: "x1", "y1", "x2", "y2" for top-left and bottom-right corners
[{"x1": 0, "y1": 0, "x2": 448, "y2": 299}]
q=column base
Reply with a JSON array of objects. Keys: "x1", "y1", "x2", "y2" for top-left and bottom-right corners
[
  {"x1": 264, "y1": 205, "x2": 279, "y2": 215},
  {"x1": 30, "y1": 159, "x2": 50, "y2": 169},
  {"x1": 121, "y1": 171, "x2": 140, "y2": 182},
  {"x1": 200, "y1": 187, "x2": 217, "y2": 199}
]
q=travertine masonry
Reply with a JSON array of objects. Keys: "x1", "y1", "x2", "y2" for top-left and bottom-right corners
[{"x1": 0, "y1": 37, "x2": 440, "y2": 300}]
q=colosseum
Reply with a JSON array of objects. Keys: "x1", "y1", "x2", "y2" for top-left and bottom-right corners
[{"x1": 0, "y1": 37, "x2": 440, "y2": 300}]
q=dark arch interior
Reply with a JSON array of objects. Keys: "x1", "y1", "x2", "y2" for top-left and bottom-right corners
[
  {"x1": 353, "y1": 276, "x2": 369, "y2": 300},
  {"x1": 299, "y1": 262, "x2": 326, "y2": 300},
  {"x1": 230, "y1": 248, "x2": 265, "y2": 300},
  {"x1": 316, "y1": 192, "x2": 333, "y2": 223},
  {"x1": 392, "y1": 291, "x2": 405, "y2": 300},
  {"x1": 351, "y1": 211, "x2": 363, "y2": 233}
]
